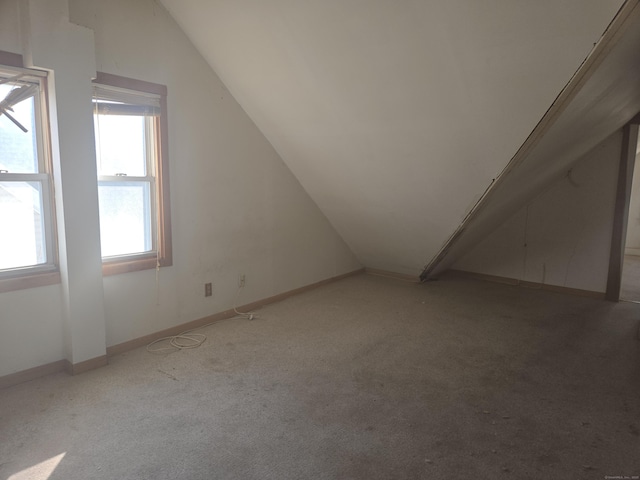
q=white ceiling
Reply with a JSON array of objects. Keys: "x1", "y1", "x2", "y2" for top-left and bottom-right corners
[{"x1": 160, "y1": 0, "x2": 625, "y2": 275}]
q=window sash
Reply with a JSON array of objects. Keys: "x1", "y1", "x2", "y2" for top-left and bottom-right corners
[
  {"x1": 0, "y1": 66, "x2": 56, "y2": 281},
  {"x1": 97, "y1": 178, "x2": 157, "y2": 258},
  {"x1": 93, "y1": 113, "x2": 158, "y2": 260},
  {"x1": 0, "y1": 173, "x2": 56, "y2": 274},
  {"x1": 92, "y1": 72, "x2": 171, "y2": 276},
  {"x1": 0, "y1": 72, "x2": 47, "y2": 174}
]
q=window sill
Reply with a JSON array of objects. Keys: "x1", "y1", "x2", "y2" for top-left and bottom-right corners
[
  {"x1": 102, "y1": 255, "x2": 170, "y2": 276},
  {"x1": 0, "y1": 270, "x2": 61, "y2": 294}
]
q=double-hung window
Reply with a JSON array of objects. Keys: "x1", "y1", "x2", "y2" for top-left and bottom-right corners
[
  {"x1": 92, "y1": 73, "x2": 171, "y2": 275},
  {"x1": 0, "y1": 61, "x2": 58, "y2": 291}
]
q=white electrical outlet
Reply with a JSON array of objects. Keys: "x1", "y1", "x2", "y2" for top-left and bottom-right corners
[{"x1": 238, "y1": 274, "x2": 246, "y2": 287}]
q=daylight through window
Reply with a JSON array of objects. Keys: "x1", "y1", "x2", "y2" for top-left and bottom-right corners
[
  {"x1": 0, "y1": 66, "x2": 55, "y2": 278},
  {"x1": 92, "y1": 74, "x2": 171, "y2": 275}
]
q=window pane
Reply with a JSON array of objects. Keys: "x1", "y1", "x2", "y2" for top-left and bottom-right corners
[
  {"x1": 98, "y1": 182, "x2": 152, "y2": 257},
  {"x1": 0, "y1": 84, "x2": 38, "y2": 173},
  {"x1": 94, "y1": 113, "x2": 146, "y2": 176},
  {"x1": 0, "y1": 181, "x2": 46, "y2": 269}
]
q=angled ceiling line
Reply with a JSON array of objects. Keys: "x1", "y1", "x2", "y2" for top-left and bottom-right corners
[{"x1": 420, "y1": 0, "x2": 640, "y2": 282}]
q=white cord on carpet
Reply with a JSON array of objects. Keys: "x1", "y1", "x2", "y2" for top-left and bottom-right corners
[
  {"x1": 232, "y1": 284, "x2": 256, "y2": 321},
  {"x1": 146, "y1": 284, "x2": 257, "y2": 354}
]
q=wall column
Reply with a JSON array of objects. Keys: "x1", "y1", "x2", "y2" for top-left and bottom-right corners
[{"x1": 20, "y1": 0, "x2": 107, "y2": 371}]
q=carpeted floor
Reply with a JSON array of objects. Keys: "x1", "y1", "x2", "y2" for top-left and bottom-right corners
[{"x1": 1, "y1": 273, "x2": 639, "y2": 480}]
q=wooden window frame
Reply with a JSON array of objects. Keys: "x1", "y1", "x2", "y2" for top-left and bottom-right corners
[
  {"x1": 93, "y1": 72, "x2": 172, "y2": 276},
  {"x1": 0, "y1": 50, "x2": 61, "y2": 293}
]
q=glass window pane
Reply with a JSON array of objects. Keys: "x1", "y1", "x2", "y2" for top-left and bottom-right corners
[
  {"x1": 98, "y1": 182, "x2": 152, "y2": 257},
  {"x1": 94, "y1": 113, "x2": 146, "y2": 176},
  {"x1": 0, "y1": 84, "x2": 38, "y2": 173},
  {"x1": 0, "y1": 181, "x2": 46, "y2": 269}
]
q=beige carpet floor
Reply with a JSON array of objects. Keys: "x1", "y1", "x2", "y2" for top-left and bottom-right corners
[{"x1": 1, "y1": 273, "x2": 639, "y2": 479}]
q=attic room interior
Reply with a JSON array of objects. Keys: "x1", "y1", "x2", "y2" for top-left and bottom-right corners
[{"x1": 1, "y1": 0, "x2": 640, "y2": 478}]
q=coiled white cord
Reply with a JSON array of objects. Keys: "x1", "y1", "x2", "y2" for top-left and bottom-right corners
[{"x1": 146, "y1": 283, "x2": 257, "y2": 354}]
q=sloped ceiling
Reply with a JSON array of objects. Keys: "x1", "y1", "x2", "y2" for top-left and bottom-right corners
[
  {"x1": 160, "y1": 0, "x2": 625, "y2": 276},
  {"x1": 427, "y1": 2, "x2": 640, "y2": 277}
]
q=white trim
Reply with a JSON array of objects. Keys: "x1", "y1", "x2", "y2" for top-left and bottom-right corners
[
  {"x1": 0, "y1": 65, "x2": 47, "y2": 79},
  {"x1": 93, "y1": 84, "x2": 160, "y2": 105},
  {"x1": 0, "y1": 173, "x2": 48, "y2": 181}
]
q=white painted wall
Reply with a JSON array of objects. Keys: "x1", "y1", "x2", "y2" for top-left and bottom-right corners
[
  {"x1": 1, "y1": 0, "x2": 107, "y2": 375},
  {"x1": 24, "y1": 0, "x2": 108, "y2": 367},
  {"x1": 0, "y1": 0, "x2": 360, "y2": 377},
  {"x1": 434, "y1": 6, "x2": 640, "y2": 276},
  {"x1": 0, "y1": 1, "x2": 21, "y2": 53},
  {"x1": 0, "y1": 285, "x2": 65, "y2": 376},
  {"x1": 159, "y1": 0, "x2": 624, "y2": 275},
  {"x1": 453, "y1": 131, "x2": 621, "y2": 293},
  {"x1": 0, "y1": 2, "x2": 68, "y2": 378},
  {"x1": 624, "y1": 141, "x2": 640, "y2": 256}
]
